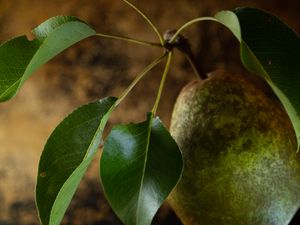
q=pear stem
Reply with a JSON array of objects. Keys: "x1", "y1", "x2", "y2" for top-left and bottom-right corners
[
  {"x1": 163, "y1": 30, "x2": 207, "y2": 80},
  {"x1": 181, "y1": 44, "x2": 207, "y2": 80}
]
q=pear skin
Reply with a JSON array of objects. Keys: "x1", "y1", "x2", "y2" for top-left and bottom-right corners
[{"x1": 169, "y1": 70, "x2": 300, "y2": 225}]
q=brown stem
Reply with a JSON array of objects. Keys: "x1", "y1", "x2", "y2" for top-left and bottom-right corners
[{"x1": 163, "y1": 30, "x2": 207, "y2": 80}]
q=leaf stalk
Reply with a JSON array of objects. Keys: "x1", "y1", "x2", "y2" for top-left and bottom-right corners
[
  {"x1": 95, "y1": 33, "x2": 162, "y2": 48},
  {"x1": 152, "y1": 51, "x2": 173, "y2": 115},
  {"x1": 169, "y1": 17, "x2": 218, "y2": 43},
  {"x1": 121, "y1": 0, "x2": 164, "y2": 45},
  {"x1": 115, "y1": 52, "x2": 167, "y2": 107}
]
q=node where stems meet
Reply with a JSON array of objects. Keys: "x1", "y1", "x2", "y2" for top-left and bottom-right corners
[{"x1": 163, "y1": 30, "x2": 207, "y2": 80}]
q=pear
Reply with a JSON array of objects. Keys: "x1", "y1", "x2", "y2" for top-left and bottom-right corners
[{"x1": 169, "y1": 70, "x2": 300, "y2": 225}]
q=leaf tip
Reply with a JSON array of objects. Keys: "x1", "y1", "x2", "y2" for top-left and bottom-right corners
[
  {"x1": 32, "y1": 15, "x2": 95, "y2": 42},
  {"x1": 214, "y1": 10, "x2": 242, "y2": 43}
]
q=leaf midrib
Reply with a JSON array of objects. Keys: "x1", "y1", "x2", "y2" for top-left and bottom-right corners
[
  {"x1": 49, "y1": 100, "x2": 115, "y2": 225},
  {"x1": 135, "y1": 115, "x2": 153, "y2": 225}
]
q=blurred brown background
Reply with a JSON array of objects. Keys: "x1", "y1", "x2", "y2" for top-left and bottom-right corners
[{"x1": 0, "y1": 0, "x2": 299, "y2": 224}]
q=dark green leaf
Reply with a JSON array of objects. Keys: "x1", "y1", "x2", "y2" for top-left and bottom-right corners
[
  {"x1": 215, "y1": 8, "x2": 300, "y2": 149},
  {"x1": 0, "y1": 16, "x2": 96, "y2": 102},
  {"x1": 100, "y1": 113, "x2": 183, "y2": 225},
  {"x1": 36, "y1": 97, "x2": 117, "y2": 225}
]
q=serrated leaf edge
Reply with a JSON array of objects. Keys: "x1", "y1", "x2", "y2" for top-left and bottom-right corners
[{"x1": 36, "y1": 97, "x2": 117, "y2": 225}]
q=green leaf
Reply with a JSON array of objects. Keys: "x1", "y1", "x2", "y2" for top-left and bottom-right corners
[
  {"x1": 100, "y1": 113, "x2": 183, "y2": 225},
  {"x1": 36, "y1": 97, "x2": 117, "y2": 225},
  {"x1": 215, "y1": 8, "x2": 300, "y2": 149},
  {"x1": 0, "y1": 16, "x2": 96, "y2": 102}
]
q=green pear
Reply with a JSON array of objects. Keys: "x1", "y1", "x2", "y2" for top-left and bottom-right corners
[{"x1": 168, "y1": 70, "x2": 300, "y2": 225}]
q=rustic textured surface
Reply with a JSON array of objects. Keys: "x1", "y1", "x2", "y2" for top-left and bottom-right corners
[
  {"x1": 169, "y1": 71, "x2": 300, "y2": 225},
  {"x1": 0, "y1": 0, "x2": 299, "y2": 224}
]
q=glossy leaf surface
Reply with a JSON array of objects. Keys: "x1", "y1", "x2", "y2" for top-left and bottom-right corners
[
  {"x1": 36, "y1": 97, "x2": 117, "y2": 225},
  {"x1": 0, "y1": 16, "x2": 96, "y2": 102},
  {"x1": 215, "y1": 8, "x2": 300, "y2": 149},
  {"x1": 100, "y1": 114, "x2": 183, "y2": 225}
]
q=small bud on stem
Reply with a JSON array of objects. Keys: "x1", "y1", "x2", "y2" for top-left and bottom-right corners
[{"x1": 163, "y1": 30, "x2": 207, "y2": 80}]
